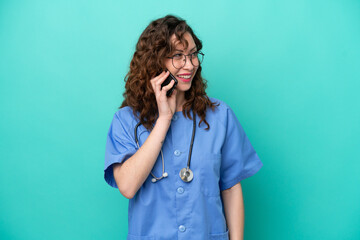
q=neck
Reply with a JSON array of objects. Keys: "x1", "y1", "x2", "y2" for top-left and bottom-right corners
[{"x1": 176, "y1": 91, "x2": 185, "y2": 112}]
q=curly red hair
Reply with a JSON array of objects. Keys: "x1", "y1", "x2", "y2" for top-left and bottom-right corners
[{"x1": 120, "y1": 15, "x2": 218, "y2": 130}]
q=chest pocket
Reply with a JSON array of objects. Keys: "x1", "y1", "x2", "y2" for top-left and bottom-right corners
[{"x1": 198, "y1": 153, "x2": 222, "y2": 197}]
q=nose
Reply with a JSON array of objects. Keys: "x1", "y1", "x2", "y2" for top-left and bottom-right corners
[{"x1": 182, "y1": 55, "x2": 194, "y2": 70}]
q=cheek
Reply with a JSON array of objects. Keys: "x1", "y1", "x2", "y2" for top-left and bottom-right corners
[
  {"x1": 164, "y1": 59, "x2": 173, "y2": 70},
  {"x1": 193, "y1": 68, "x2": 199, "y2": 77}
]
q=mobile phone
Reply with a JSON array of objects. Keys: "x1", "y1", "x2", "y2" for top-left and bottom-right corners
[{"x1": 161, "y1": 71, "x2": 178, "y2": 97}]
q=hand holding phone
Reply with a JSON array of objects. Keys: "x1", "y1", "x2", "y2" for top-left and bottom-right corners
[{"x1": 160, "y1": 71, "x2": 178, "y2": 97}]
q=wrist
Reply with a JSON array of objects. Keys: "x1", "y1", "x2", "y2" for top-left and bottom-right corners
[
  {"x1": 157, "y1": 113, "x2": 173, "y2": 122},
  {"x1": 152, "y1": 116, "x2": 172, "y2": 138},
  {"x1": 156, "y1": 115, "x2": 172, "y2": 124}
]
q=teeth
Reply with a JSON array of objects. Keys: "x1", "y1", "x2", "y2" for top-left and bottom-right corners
[{"x1": 178, "y1": 75, "x2": 191, "y2": 79}]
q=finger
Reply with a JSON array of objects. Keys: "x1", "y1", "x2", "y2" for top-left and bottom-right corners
[
  {"x1": 159, "y1": 80, "x2": 177, "y2": 98},
  {"x1": 150, "y1": 70, "x2": 167, "y2": 83},
  {"x1": 161, "y1": 79, "x2": 175, "y2": 92},
  {"x1": 151, "y1": 71, "x2": 167, "y2": 93},
  {"x1": 155, "y1": 71, "x2": 170, "y2": 85},
  {"x1": 155, "y1": 71, "x2": 170, "y2": 92}
]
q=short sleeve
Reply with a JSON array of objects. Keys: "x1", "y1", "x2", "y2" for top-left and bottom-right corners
[
  {"x1": 104, "y1": 110, "x2": 137, "y2": 188},
  {"x1": 219, "y1": 106, "x2": 263, "y2": 191}
]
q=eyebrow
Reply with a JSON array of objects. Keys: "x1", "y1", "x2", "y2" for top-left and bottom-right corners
[{"x1": 175, "y1": 46, "x2": 197, "y2": 52}]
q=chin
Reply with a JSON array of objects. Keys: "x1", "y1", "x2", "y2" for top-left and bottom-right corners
[{"x1": 177, "y1": 84, "x2": 192, "y2": 93}]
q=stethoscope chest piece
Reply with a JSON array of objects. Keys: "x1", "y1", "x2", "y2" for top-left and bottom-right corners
[
  {"x1": 179, "y1": 168, "x2": 193, "y2": 182},
  {"x1": 136, "y1": 111, "x2": 196, "y2": 184}
]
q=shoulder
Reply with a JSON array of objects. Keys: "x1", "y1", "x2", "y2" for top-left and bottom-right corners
[
  {"x1": 112, "y1": 106, "x2": 139, "y2": 129},
  {"x1": 208, "y1": 97, "x2": 231, "y2": 112},
  {"x1": 206, "y1": 97, "x2": 235, "y2": 127},
  {"x1": 114, "y1": 106, "x2": 136, "y2": 118}
]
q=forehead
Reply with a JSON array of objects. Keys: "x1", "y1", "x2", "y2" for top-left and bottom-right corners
[{"x1": 170, "y1": 32, "x2": 196, "y2": 50}]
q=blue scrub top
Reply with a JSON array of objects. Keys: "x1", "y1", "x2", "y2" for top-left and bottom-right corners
[{"x1": 104, "y1": 97, "x2": 263, "y2": 240}]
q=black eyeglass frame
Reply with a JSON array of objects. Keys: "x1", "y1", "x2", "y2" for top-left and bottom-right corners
[{"x1": 166, "y1": 51, "x2": 205, "y2": 69}]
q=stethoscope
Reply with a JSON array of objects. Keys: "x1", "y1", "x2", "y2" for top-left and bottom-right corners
[{"x1": 134, "y1": 112, "x2": 196, "y2": 183}]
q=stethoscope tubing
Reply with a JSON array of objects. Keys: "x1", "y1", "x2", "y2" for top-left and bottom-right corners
[{"x1": 134, "y1": 112, "x2": 196, "y2": 182}]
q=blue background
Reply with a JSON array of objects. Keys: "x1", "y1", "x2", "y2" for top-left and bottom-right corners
[{"x1": 0, "y1": 0, "x2": 359, "y2": 239}]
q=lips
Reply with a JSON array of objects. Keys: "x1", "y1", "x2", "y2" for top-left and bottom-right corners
[{"x1": 177, "y1": 73, "x2": 192, "y2": 82}]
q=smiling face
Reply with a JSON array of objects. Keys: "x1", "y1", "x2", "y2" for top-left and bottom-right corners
[{"x1": 164, "y1": 32, "x2": 198, "y2": 93}]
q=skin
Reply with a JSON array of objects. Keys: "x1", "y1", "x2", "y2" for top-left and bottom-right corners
[
  {"x1": 113, "y1": 31, "x2": 244, "y2": 239},
  {"x1": 222, "y1": 182, "x2": 245, "y2": 240},
  {"x1": 163, "y1": 32, "x2": 198, "y2": 112}
]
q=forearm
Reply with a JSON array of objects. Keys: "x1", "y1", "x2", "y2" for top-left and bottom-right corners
[
  {"x1": 221, "y1": 182, "x2": 244, "y2": 240},
  {"x1": 113, "y1": 117, "x2": 171, "y2": 198}
]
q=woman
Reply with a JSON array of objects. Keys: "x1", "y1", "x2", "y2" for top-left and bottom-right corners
[{"x1": 104, "y1": 15, "x2": 263, "y2": 240}]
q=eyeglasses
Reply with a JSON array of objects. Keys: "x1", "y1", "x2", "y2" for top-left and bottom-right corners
[{"x1": 166, "y1": 51, "x2": 204, "y2": 69}]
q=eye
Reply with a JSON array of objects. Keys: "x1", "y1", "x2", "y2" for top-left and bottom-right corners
[
  {"x1": 191, "y1": 51, "x2": 199, "y2": 58},
  {"x1": 172, "y1": 53, "x2": 183, "y2": 60}
]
